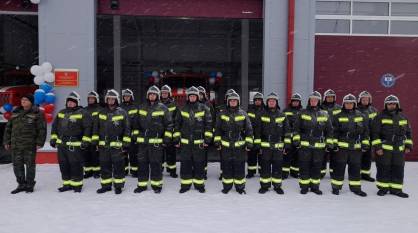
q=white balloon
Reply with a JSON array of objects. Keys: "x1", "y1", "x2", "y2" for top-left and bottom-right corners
[
  {"x1": 41, "y1": 62, "x2": 53, "y2": 73},
  {"x1": 209, "y1": 77, "x2": 216, "y2": 85},
  {"x1": 34, "y1": 76, "x2": 44, "y2": 85},
  {"x1": 216, "y1": 72, "x2": 223, "y2": 78},
  {"x1": 30, "y1": 65, "x2": 41, "y2": 76},
  {"x1": 0, "y1": 107, "x2": 6, "y2": 114},
  {"x1": 152, "y1": 71, "x2": 159, "y2": 78},
  {"x1": 44, "y1": 72, "x2": 55, "y2": 83},
  {"x1": 30, "y1": 0, "x2": 41, "y2": 4}
]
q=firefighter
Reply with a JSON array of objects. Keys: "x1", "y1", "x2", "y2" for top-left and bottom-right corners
[
  {"x1": 372, "y1": 95, "x2": 413, "y2": 198},
  {"x1": 51, "y1": 91, "x2": 91, "y2": 193},
  {"x1": 120, "y1": 88, "x2": 138, "y2": 177},
  {"x1": 246, "y1": 92, "x2": 264, "y2": 178},
  {"x1": 331, "y1": 94, "x2": 369, "y2": 197},
  {"x1": 214, "y1": 92, "x2": 253, "y2": 194},
  {"x1": 320, "y1": 89, "x2": 341, "y2": 178},
  {"x1": 4, "y1": 94, "x2": 46, "y2": 194},
  {"x1": 357, "y1": 91, "x2": 378, "y2": 182},
  {"x1": 160, "y1": 85, "x2": 178, "y2": 178},
  {"x1": 197, "y1": 86, "x2": 214, "y2": 179},
  {"x1": 174, "y1": 86, "x2": 213, "y2": 193},
  {"x1": 283, "y1": 93, "x2": 303, "y2": 178},
  {"x1": 293, "y1": 91, "x2": 333, "y2": 195},
  {"x1": 255, "y1": 92, "x2": 291, "y2": 194},
  {"x1": 133, "y1": 85, "x2": 173, "y2": 194},
  {"x1": 83, "y1": 91, "x2": 102, "y2": 179},
  {"x1": 92, "y1": 89, "x2": 131, "y2": 194}
]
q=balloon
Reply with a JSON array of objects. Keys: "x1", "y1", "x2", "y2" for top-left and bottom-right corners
[
  {"x1": 34, "y1": 89, "x2": 46, "y2": 105},
  {"x1": 44, "y1": 72, "x2": 55, "y2": 83},
  {"x1": 3, "y1": 103, "x2": 13, "y2": 112},
  {"x1": 41, "y1": 62, "x2": 53, "y2": 73},
  {"x1": 34, "y1": 76, "x2": 44, "y2": 85},
  {"x1": 152, "y1": 71, "x2": 159, "y2": 78},
  {"x1": 44, "y1": 113, "x2": 53, "y2": 123},
  {"x1": 30, "y1": 65, "x2": 42, "y2": 76},
  {"x1": 0, "y1": 107, "x2": 5, "y2": 114},
  {"x1": 30, "y1": 0, "x2": 41, "y2": 4},
  {"x1": 45, "y1": 93, "x2": 56, "y2": 104},
  {"x1": 3, "y1": 112, "x2": 12, "y2": 120},
  {"x1": 209, "y1": 77, "x2": 216, "y2": 85},
  {"x1": 209, "y1": 71, "x2": 217, "y2": 78},
  {"x1": 40, "y1": 83, "x2": 53, "y2": 93},
  {"x1": 43, "y1": 104, "x2": 55, "y2": 114},
  {"x1": 216, "y1": 72, "x2": 223, "y2": 78}
]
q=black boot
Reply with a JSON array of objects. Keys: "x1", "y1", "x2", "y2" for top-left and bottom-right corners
[
  {"x1": 390, "y1": 190, "x2": 409, "y2": 198},
  {"x1": 179, "y1": 187, "x2": 190, "y2": 193},
  {"x1": 332, "y1": 188, "x2": 340, "y2": 195},
  {"x1": 96, "y1": 186, "x2": 112, "y2": 194},
  {"x1": 11, "y1": 184, "x2": 26, "y2": 194},
  {"x1": 274, "y1": 187, "x2": 284, "y2": 195},
  {"x1": 258, "y1": 187, "x2": 269, "y2": 194},
  {"x1": 84, "y1": 171, "x2": 93, "y2": 179},
  {"x1": 196, "y1": 187, "x2": 206, "y2": 193},
  {"x1": 130, "y1": 171, "x2": 138, "y2": 178},
  {"x1": 361, "y1": 174, "x2": 375, "y2": 182},
  {"x1": 236, "y1": 189, "x2": 246, "y2": 195},
  {"x1": 93, "y1": 172, "x2": 100, "y2": 179},
  {"x1": 153, "y1": 188, "x2": 162, "y2": 194},
  {"x1": 300, "y1": 188, "x2": 309, "y2": 195},
  {"x1": 73, "y1": 186, "x2": 82, "y2": 193},
  {"x1": 290, "y1": 171, "x2": 299, "y2": 179},
  {"x1": 246, "y1": 172, "x2": 255, "y2": 179},
  {"x1": 311, "y1": 188, "x2": 323, "y2": 195},
  {"x1": 25, "y1": 186, "x2": 34, "y2": 193},
  {"x1": 114, "y1": 187, "x2": 122, "y2": 194},
  {"x1": 134, "y1": 186, "x2": 147, "y2": 193},
  {"x1": 282, "y1": 173, "x2": 289, "y2": 180},
  {"x1": 170, "y1": 172, "x2": 178, "y2": 178},
  {"x1": 377, "y1": 189, "x2": 388, "y2": 196},
  {"x1": 353, "y1": 190, "x2": 367, "y2": 197},
  {"x1": 221, "y1": 188, "x2": 231, "y2": 194},
  {"x1": 58, "y1": 185, "x2": 72, "y2": 192}
]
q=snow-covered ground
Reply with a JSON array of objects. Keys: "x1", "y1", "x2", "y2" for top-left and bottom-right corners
[{"x1": 1, "y1": 162, "x2": 418, "y2": 233}]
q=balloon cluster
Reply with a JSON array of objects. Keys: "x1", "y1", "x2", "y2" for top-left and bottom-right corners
[
  {"x1": 31, "y1": 62, "x2": 56, "y2": 124},
  {"x1": 0, "y1": 103, "x2": 14, "y2": 121},
  {"x1": 30, "y1": 0, "x2": 41, "y2": 4},
  {"x1": 209, "y1": 71, "x2": 222, "y2": 85},
  {"x1": 145, "y1": 70, "x2": 160, "y2": 85}
]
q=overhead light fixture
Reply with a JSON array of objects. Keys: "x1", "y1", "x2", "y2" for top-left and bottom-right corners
[{"x1": 110, "y1": 0, "x2": 119, "y2": 10}]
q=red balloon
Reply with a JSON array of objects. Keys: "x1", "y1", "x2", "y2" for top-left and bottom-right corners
[
  {"x1": 45, "y1": 113, "x2": 53, "y2": 123},
  {"x1": 3, "y1": 112, "x2": 12, "y2": 120},
  {"x1": 43, "y1": 104, "x2": 55, "y2": 114}
]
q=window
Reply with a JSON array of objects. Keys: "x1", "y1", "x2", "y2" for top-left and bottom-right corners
[
  {"x1": 391, "y1": 21, "x2": 418, "y2": 35},
  {"x1": 353, "y1": 2, "x2": 389, "y2": 16},
  {"x1": 316, "y1": 19, "x2": 350, "y2": 33},
  {"x1": 316, "y1": 1, "x2": 351, "y2": 15},
  {"x1": 352, "y1": 20, "x2": 388, "y2": 34},
  {"x1": 392, "y1": 3, "x2": 418, "y2": 17}
]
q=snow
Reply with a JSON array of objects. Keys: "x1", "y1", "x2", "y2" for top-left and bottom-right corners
[{"x1": 1, "y1": 162, "x2": 418, "y2": 233}]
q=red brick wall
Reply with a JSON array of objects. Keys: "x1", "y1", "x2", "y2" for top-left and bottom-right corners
[{"x1": 315, "y1": 35, "x2": 418, "y2": 160}]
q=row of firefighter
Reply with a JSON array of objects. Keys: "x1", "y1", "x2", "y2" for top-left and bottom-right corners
[{"x1": 42, "y1": 86, "x2": 412, "y2": 197}]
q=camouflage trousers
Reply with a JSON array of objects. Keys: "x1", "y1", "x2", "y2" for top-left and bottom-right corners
[{"x1": 12, "y1": 148, "x2": 37, "y2": 188}]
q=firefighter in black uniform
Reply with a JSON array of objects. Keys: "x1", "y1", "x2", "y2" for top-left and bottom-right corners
[
  {"x1": 246, "y1": 92, "x2": 264, "y2": 178},
  {"x1": 282, "y1": 93, "x2": 303, "y2": 179},
  {"x1": 174, "y1": 86, "x2": 213, "y2": 193},
  {"x1": 92, "y1": 89, "x2": 131, "y2": 194},
  {"x1": 51, "y1": 91, "x2": 91, "y2": 193},
  {"x1": 293, "y1": 91, "x2": 333, "y2": 195},
  {"x1": 84, "y1": 91, "x2": 102, "y2": 179},
  {"x1": 357, "y1": 91, "x2": 378, "y2": 182},
  {"x1": 214, "y1": 92, "x2": 253, "y2": 194},
  {"x1": 120, "y1": 88, "x2": 138, "y2": 177},
  {"x1": 372, "y1": 95, "x2": 413, "y2": 198},
  {"x1": 197, "y1": 86, "x2": 214, "y2": 179},
  {"x1": 133, "y1": 86, "x2": 173, "y2": 194},
  {"x1": 331, "y1": 94, "x2": 369, "y2": 197},
  {"x1": 255, "y1": 92, "x2": 291, "y2": 194},
  {"x1": 160, "y1": 85, "x2": 178, "y2": 178},
  {"x1": 320, "y1": 89, "x2": 341, "y2": 178}
]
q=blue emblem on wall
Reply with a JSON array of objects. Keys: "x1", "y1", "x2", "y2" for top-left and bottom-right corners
[{"x1": 380, "y1": 73, "x2": 396, "y2": 88}]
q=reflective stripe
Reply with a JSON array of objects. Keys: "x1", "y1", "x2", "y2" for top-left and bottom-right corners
[
  {"x1": 92, "y1": 135, "x2": 99, "y2": 141},
  {"x1": 338, "y1": 117, "x2": 349, "y2": 123},
  {"x1": 261, "y1": 142, "x2": 270, "y2": 148},
  {"x1": 337, "y1": 141, "x2": 361, "y2": 149},
  {"x1": 331, "y1": 179, "x2": 343, "y2": 186},
  {"x1": 70, "y1": 181, "x2": 83, "y2": 187},
  {"x1": 221, "y1": 115, "x2": 230, "y2": 121},
  {"x1": 82, "y1": 136, "x2": 91, "y2": 142},
  {"x1": 193, "y1": 179, "x2": 204, "y2": 185},
  {"x1": 63, "y1": 180, "x2": 71, "y2": 186},
  {"x1": 221, "y1": 140, "x2": 230, "y2": 147},
  {"x1": 235, "y1": 141, "x2": 246, "y2": 147},
  {"x1": 51, "y1": 134, "x2": 58, "y2": 140},
  {"x1": 149, "y1": 138, "x2": 163, "y2": 144},
  {"x1": 204, "y1": 131, "x2": 213, "y2": 138},
  {"x1": 245, "y1": 137, "x2": 253, "y2": 144},
  {"x1": 99, "y1": 114, "x2": 107, "y2": 120},
  {"x1": 130, "y1": 167, "x2": 138, "y2": 171},
  {"x1": 128, "y1": 109, "x2": 138, "y2": 115},
  {"x1": 66, "y1": 141, "x2": 82, "y2": 147},
  {"x1": 181, "y1": 138, "x2": 204, "y2": 145},
  {"x1": 284, "y1": 138, "x2": 292, "y2": 144},
  {"x1": 310, "y1": 179, "x2": 320, "y2": 184},
  {"x1": 173, "y1": 132, "x2": 181, "y2": 138},
  {"x1": 164, "y1": 131, "x2": 173, "y2": 138},
  {"x1": 301, "y1": 141, "x2": 325, "y2": 148},
  {"x1": 181, "y1": 179, "x2": 193, "y2": 185},
  {"x1": 369, "y1": 112, "x2": 377, "y2": 119},
  {"x1": 101, "y1": 178, "x2": 113, "y2": 185},
  {"x1": 150, "y1": 180, "x2": 163, "y2": 186},
  {"x1": 110, "y1": 141, "x2": 123, "y2": 148},
  {"x1": 58, "y1": 113, "x2": 65, "y2": 118},
  {"x1": 405, "y1": 139, "x2": 413, "y2": 145},
  {"x1": 114, "y1": 178, "x2": 125, "y2": 184},
  {"x1": 68, "y1": 114, "x2": 82, "y2": 120},
  {"x1": 333, "y1": 109, "x2": 342, "y2": 115},
  {"x1": 56, "y1": 139, "x2": 62, "y2": 144},
  {"x1": 99, "y1": 141, "x2": 106, "y2": 146},
  {"x1": 282, "y1": 167, "x2": 290, "y2": 172},
  {"x1": 123, "y1": 136, "x2": 131, "y2": 143},
  {"x1": 290, "y1": 166, "x2": 299, "y2": 171},
  {"x1": 132, "y1": 130, "x2": 139, "y2": 136},
  {"x1": 137, "y1": 181, "x2": 148, "y2": 187},
  {"x1": 168, "y1": 106, "x2": 177, "y2": 112},
  {"x1": 152, "y1": 111, "x2": 164, "y2": 117},
  {"x1": 317, "y1": 116, "x2": 328, "y2": 122},
  {"x1": 285, "y1": 112, "x2": 294, "y2": 116},
  {"x1": 254, "y1": 139, "x2": 261, "y2": 144},
  {"x1": 382, "y1": 144, "x2": 394, "y2": 151},
  {"x1": 248, "y1": 166, "x2": 257, "y2": 170},
  {"x1": 92, "y1": 112, "x2": 99, "y2": 116},
  {"x1": 326, "y1": 138, "x2": 333, "y2": 145},
  {"x1": 299, "y1": 179, "x2": 310, "y2": 185},
  {"x1": 272, "y1": 178, "x2": 282, "y2": 184},
  {"x1": 354, "y1": 117, "x2": 363, "y2": 123},
  {"x1": 301, "y1": 114, "x2": 312, "y2": 121},
  {"x1": 235, "y1": 115, "x2": 246, "y2": 121},
  {"x1": 195, "y1": 111, "x2": 205, "y2": 117},
  {"x1": 112, "y1": 115, "x2": 124, "y2": 121},
  {"x1": 84, "y1": 167, "x2": 93, "y2": 172},
  {"x1": 293, "y1": 135, "x2": 300, "y2": 141},
  {"x1": 139, "y1": 110, "x2": 147, "y2": 116},
  {"x1": 136, "y1": 137, "x2": 145, "y2": 143},
  {"x1": 372, "y1": 139, "x2": 382, "y2": 146},
  {"x1": 362, "y1": 140, "x2": 370, "y2": 146},
  {"x1": 390, "y1": 183, "x2": 403, "y2": 189},
  {"x1": 361, "y1": 170, "x2": 371, "y2": 175},
  {"x1": 248, "y1": 113, "x2": 256, "y2": 118},
  {"x1": 321, "y1": 169, "x2": 326, "y2": 174},
  {"x1": 349, "y1": 180, "x2": 361, "y2": 186},
  {"x1": 181, "y1": 111, "x2": 190, "y2": 118},
  {"x1": 275, "y1": 117, "x2": 285, "y2": 123},
  {"x1": 234, "y1": 179, "x2": 246, "y2": 185},
  {"x1": 214, "y1": 136, "x2": 221, "y2": 142},
  {"x1": 194, "y1": 139, "x2": 204, "y2": 144},
  {"x1": 222, "y1": 178, "x2": 234, "y2": 184},
  {"x1": 382, "y1": 119, "x2": 393, "y2": 124},
  {"x1": 181, "y1": 138, "x2": 189, "y2": 144},
  {"x1": 92, "y1": 167, "x2": 101, "y2": 172},
  {"x1": 261, "y1": 116, "x2": 271, "y2": 123},
  {"x1": 260, "y1": 177, "x2": 271, "y2": 183},
  {"x1": 376, "y1": 182, "x2": 390, "y2": 188},
  {"x1": 399, "y1": 120, "x2": 408, "y2": 126}
]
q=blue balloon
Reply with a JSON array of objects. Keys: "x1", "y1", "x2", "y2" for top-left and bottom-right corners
[
  {"x1": 34, "y1": 89, "x2": 46, "y2": 105},
  {"x1": 209, "y1": 71, "x2": 217, "y2": 78},
  {"x1": 40, "y1": 83, "x2": 53, "y2": 93},
  {"x1": 45, "y1": 93, "x2": 56, "y2": 104},
  {"x1": 3, "y1": 103, "x2": 13, "y2": 112},
  {"x1": 143, "y1": 71, "x2": 152, "y2": 78}
]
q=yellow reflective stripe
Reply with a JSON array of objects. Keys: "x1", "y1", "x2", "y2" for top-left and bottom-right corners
[
  {"x1": 349, "y1": 180, "x2": 361, "y2": 186},
  {"x1": 282, "y1": 167, "x2": 290, "y2": 172},
  {"x1": 221, "y1": 140, "x2": 230, "y2": 147},
  {"x1": 301, "y1": 114, "x2": 312, "y2": 121},
  {"x1": 204, "y1": 131, "x2": 213, "y2": 138},
  {"x1": 92, "y1": 135, "x2": 99, "y2": 141},
  {"x1": 333, "y1": 109, "x2": 342, "y2": 115},
  {"x1": 301, "y1": 141, "x2": 310, "y2": 147},
  {"x1": 110, "y1": 141, "x2": 123, "y2": 147},
  {"x1": 245, "y1": 137, "x2": 253, "y2": 144},
  {"x1": 195, "y1": 111, "x2": 205, "y2": 117},
  {"x1": 164, "y1": 131, "x2": 173, "y2": 138},
  {"x1": 275, "y1": 143, "x2": 284, "y2": 149},
  {"x1": 222, "y1": 178, "x2": 234, "y2": 184},
  {"x1": 70, "y1": 181, "x2": 83, "y2": 187},
  {"x1": 150, "y1": 180, "x2": 163, "y2": 186},
  {"x1": 139, "y1": 110, "x2": 147, "y2": 116},
  {"x1": 152, "y1": 111, "x2": 164, "y2": 117},
  {"x1": 114, "y1": 178, "x2": 126, "y2": 184},
  {"x1": 220, "y1": 115, "x2": 230, "y2": 122},
  {"x1": 275, "y1": 117, "x2": 285, "y2": 123},
  {"x1": 317, "y1": 116, "x2": 328, "y2": 122},
  {"x1": 382, "y1": 119, "x2": 393, "y2": 124},
  {"x1": 338, "y1": 117, "x2": 349, "y2": 122},
  {"x1": 390, "y1": 183, "x2": 403, "y2": 189},
  {"x1": 173, "y1": 132, "x2": 181, "y2": 138},
  {"x1": 248, "y1": 166, "x2": 257, "y2": 170},
  {"x1": 181, "y1": 179, "x2": 193, "y2": 185},
  {"x1": 354, "y1": 117, "x2": 363, "y2": 123},
  {"x1": 130, "y1": 167, "x2": 138, "y2": 171},
  {"x1": 372, "y1": 139, "x2": 382, "y2": 146},
  {"x1": 290, "y1": 166, "x2": 299, "y2": 171},
  {"x1": 331, "y1": 179, "x2": 344, "y2": 186},
  {"x1": 254, "y1": 139, "x2": 261, "y2": 144},
  {"x1": 326, "y1": 138, "x2": 333, "y2": 144},
  {"x1": 193, "y1": 179, "x2": 205, "y2": 185},
  {"x1": 123, "y1": 136, "x2": 131, "y2": 143},
  {"x1": 293, "y1": 135, "x2": 300, "y2": 141},
  {"x1": 181, "y1": 111, "x2": 190, "y2": 118},
  {"x1": 235, "y1": 115, "x2": 246, "y2": 121},
  {"x1": 399, "y1": 120, "x2": 408, "y2": 126},
  {"x1": 399, "y1": 145, "x2": 405, "y2": 151},
  {"x1": 82, "y1": 136, "x2": 91, "y2": 142},
  {"x1": 214, "y1": 136, "x2": 221, "y2": 142},
  {"x1": 234, "y1": 179, "x2": 246, "y2": 185},
  {"x1": 84, "y1": 167, "x2": 94, "y2": 172},
  {"x1": 260, "y1": 177, "x2": 272, "y2": 183},
  {"x1": 92, "y1": 112, "x2": 99, "y2": 116},
  {"x1": 132, "y1": 130, "x2": 139, "y2": 136},
  {"x1": 69, "y1": 114, "x2": 83, "y2": 120},
  {"x1": 338, "y1": 142, "x2": 349, "y2": 148},
  {"x1": 284, "y1": 112, "x2": 294, "y2": 116},
  {"x1": 51, "y1": 134, "x2": 58, "y2": 140},
  {"x1": 128, "y1": 109, "x2": 138, "y2": 115},
  {"x1": 235, "y1": 141, "x2": 246, "y2": 147},
  {"x1": 168, "y1": 106, "x2": 176, "y2": 112},
  {"x1": 261, "y1": 142, "x2": 270, "y2": 148},
  {"x1": 284, "y1": 138, "x2": 292, "y2": 144},
  {"x1": 58, "y1": 113, "x2": 65, "y2": 119},
  {"x1": 112, "y1": 115, "x2": 124, "y2": 121},
  {"x1": 315, "y1": 143, "x2": 325, "y2": 148},
  {"x1": 369, "y1": 112, "x2": 377, "y2": 119},
  {"x1": 149, "y1": 138, "x2": 163, "y2": 144},
  {"x1": 98, "y1": 141, "x2": 106, "y2": 146},
  {"x1": 99, "y1": 114, "x2": 107, "y2": 120},
  {"x1": 137, "y1": 181, "x2": 148, "y2": 187},
  {"x1": 248, "y1": 113, "x2": 256, "y2": 118},
  {"x1": 136, "y1": 137, "x2": 145, "y2": 143},
  {"x1": 66, "y1": 141, "x2": 82, "y2": 146},
  {"x1": 63, "y1": 180, "x2": 71, "y2": 185},
  {"x1": 376, "y1": 182, "x2": 390, "y2": 188},
  {"x1": 362, "y1": 140, "x2": 370, "y2": 145},
  {"x1": 194, "y1": 139, "x2": 204, "y2": 144},
  {"x1": 405, "y1": 139, "x2": 413, "y2": 145},
  {"x1": 382, "y1": 144, "x2": 394, "y2": 151},
  {"x1": 361, "y1": 170, "x2": 371, "y2": 175},
  {"x1": 310, "y1": 179, "x2": 320, "y2": 184},
  {"x1": 299, "y1": 179, "x2": 310, "y2": 185},
  {"x1": 101, "y1": 178, "x2": 113, "y2": 184},
  {"x1": 92, "y1": 167, "x2": 101, "y2": 171},
  {"x1": 261, "y1": 116, "x2": 271, "y2": 123}
]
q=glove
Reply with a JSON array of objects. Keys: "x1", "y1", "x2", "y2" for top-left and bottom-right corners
[{"x1": 50, "y1": 140, "x2": 56, "y2": 148}]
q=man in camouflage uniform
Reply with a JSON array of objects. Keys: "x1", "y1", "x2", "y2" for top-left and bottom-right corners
[{"x1": 3, "y1": 94, "x2": 46, "y2": 194}]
